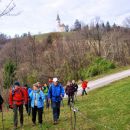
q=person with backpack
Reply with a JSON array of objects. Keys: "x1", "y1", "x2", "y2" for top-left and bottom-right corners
[
  {"x1": 22, "y1": 84, "x2": 29, "y2": 114},
  {"x1": 42, "y1": 83, "x2": 49, "y2": 109},
  {"x1": 0, "y1": 94, "x2": 4, "y2": 112},
  {"x1": 22, "y1": 84, "x2": 31, "y2": 116},
  {"x1": 81, "y1": 79, "x2": 88, "y2": 96},
  {"x1": 72, "y1": 80, "x2": 78, "y2": 100},
  {"x1": 48, "y1": 77, "x2": 64, "y2": 125},
  {"x1": 65, "y1": 81, "x2": 75, "y2": 105},
  {"x1": 9, "y1": 82, "x2": 27, "y2": 130},
  {"x1": 29, "y1": 83, "x2": 45, "y2": 127}
]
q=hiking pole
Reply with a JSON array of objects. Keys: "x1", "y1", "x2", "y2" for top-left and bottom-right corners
[{"x1": 1, "y1": 105, "x2": 4, "y2": 130}]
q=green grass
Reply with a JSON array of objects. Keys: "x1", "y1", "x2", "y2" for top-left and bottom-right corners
[{"x1": 1, "y1": 77, "x2": 130, "y2": 130}]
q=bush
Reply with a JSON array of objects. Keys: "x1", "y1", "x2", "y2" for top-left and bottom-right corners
[{"x1": 80, "y1": 57, "x2": 116, "y2": 78}]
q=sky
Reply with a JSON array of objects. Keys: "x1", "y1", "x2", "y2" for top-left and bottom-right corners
[{"x1": 0, "y1": 0, "x2": 130, "y2": 37}]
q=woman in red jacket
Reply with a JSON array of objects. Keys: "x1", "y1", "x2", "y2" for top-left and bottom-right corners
[{"x1": 81, "y1": 79, "x2": 88, "y2": 96}]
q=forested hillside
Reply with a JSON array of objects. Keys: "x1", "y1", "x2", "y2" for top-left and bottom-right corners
[{"x1": 0, "y1": 24, "x2": 130, "y2": 86}]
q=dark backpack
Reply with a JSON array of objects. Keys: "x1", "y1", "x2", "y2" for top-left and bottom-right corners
[{"x1": 0, "y1": 95, "x2": 4, "y2": 105}]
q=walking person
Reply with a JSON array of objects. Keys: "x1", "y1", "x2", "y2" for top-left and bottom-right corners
[
  {"x1": 29, "y1": 83, "x2": 45, "y2": 127},
  {"x1": 48, "y1": 78, "x2": 64, "y2": 125},
  {"x1": 81, "y1": 79, "x2": 88, "y2": 96},
  {"x1": 22, "y1": 84, "x2": 29, "y2": 114},
  {"x1": 27, "y1": 84, "x2": 32, "y2": 116},
  {"x1": 9, "y1": 82, "x2": 28, "y2": 130},
  {"x1": 65, "y1": 81, "x2": 75, "y2": 105},
  {"x1": 42, "y1": 83, "x2": 49, "y2": 109},
  {"x1": 72, "y1": 80, "x2": 78, "y2": 100}
]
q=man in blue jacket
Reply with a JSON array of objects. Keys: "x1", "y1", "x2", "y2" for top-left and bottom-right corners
[
  {"x1": 29, "y1": 83, "x2": 45, "y2": 127},
  {"x1": 48, "y1": 77, "x2": 64, "y2": 125}
]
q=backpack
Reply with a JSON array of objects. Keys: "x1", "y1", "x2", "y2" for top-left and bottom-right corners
[
  {"x1": 12, "y1": 88, "x2": 24, "y2": 101},
  {"x1": 0, "y1": 95, "x2": 4, "y2": 105}
]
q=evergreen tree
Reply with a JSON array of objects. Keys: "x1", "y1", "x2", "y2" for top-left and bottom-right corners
[
  {"x1": 3, "y1": 60, "x2": 16, "y2": 89},
  {"x1": 74, "y1": 19, "x2": 81, "y2": 31},
  {"x1": 106, "y1": 21, "x2": 111, "y2": 31}
]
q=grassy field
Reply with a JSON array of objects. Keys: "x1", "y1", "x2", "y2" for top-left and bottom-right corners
[{"x1": 0, "y1": 77, "x2": 130, "y2": 130}]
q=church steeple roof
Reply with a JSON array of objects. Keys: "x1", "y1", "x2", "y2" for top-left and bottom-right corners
[{"x1": 56, "y1": 14, "x2": 60, "y2": 21}]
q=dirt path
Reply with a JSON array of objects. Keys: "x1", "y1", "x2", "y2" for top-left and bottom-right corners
[{"x1": 77, "y1": 69, "x2": 130, "y2": 95}]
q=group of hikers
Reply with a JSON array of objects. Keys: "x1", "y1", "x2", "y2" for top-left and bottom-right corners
[{"x1": 0, "y1": 77, "x2": 88, "y2": 130}]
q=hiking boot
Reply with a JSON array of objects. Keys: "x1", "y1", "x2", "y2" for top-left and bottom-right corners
[
  {"x1": 32, "y1": 122, "x2": 36, "y2": 126},
  {"x1": 20, "y1": 124, "x2": 24, "y2": 130},
  {"x1": 53, "y1": 121, "x2": 58, "y2": 125},
  {"x1": 39, "y1": 124, "x2": 42, "y2": 128},
  {"x1": 13, "y1": 126, "x2": 17, "y2": 130}
]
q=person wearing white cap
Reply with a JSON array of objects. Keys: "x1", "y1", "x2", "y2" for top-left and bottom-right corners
[{"x1": 48, "y1": 77, "x2": 65, "y2": 125}]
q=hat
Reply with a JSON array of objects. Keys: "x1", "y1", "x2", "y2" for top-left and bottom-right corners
[
  {"x1": 53, "y1": 77, "x2": 58, "y2": 82},
  {"x1": 48, "y1": 79, "x2": 53, "y2": 83},
  {"x1": 14, "y1": 82, "x2": 20, "y2": 86},
  {"x1": 33, "y1": 83, "x2": 38, "y2": 87}
]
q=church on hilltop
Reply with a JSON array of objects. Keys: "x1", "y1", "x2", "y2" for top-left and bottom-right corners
[{"x1": 56, "y1": 14, "x2": 69, "y2": 32}]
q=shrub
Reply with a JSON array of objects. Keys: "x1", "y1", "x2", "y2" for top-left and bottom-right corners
[{"x1": 80, "y1": 57, "x2": 116, "y2": 79}]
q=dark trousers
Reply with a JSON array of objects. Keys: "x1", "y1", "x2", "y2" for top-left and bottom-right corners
[
  {"x1": 45, "y1": 95, "x2": 49, "y2": 109},
  {"x1": 13, "y1": 104, "x2": 23, "y2": 127},
  {"x1": 25, "y1": 100, "x2": 31, "y2": 116},
  {"x1": 32, "y1": 106, "x2": 43, "y2": 124},
  {"x1": 68, "y1": 95, "x2": 74, "y2": 105},
  {"x1": 82, "y1": 89, "x2": 87, "y2": 96},
  {"x1": 51, "y1": 101, "x2": 61, "y2": 122}
]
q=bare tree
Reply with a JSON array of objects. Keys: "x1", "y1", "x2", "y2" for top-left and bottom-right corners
[
  {"x1": 123, "y1": 16, "x2": 130, "y2": 28},
  {"x1": 0, "y1": 0, "x2": 20, "y2": 17}
]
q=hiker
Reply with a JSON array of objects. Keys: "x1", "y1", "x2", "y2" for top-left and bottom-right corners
[
  {"x1": 48, "y1": 78, "x2": 53, "y2": 87},
  {"x1": 9, "y1": 82, "x2": 28, "y2": 130},
  {"x1": 72, "y1": 80, "x2": 78, "y2": 100},
  {"x1": 42, "y1": 83, "x2": 49, "y2": 109},
  {"x1": 22, "y1": 84, "x2": 29, "y2": 114},
  {"x1": 27, "y1": 84, "x2": 32, "y2": 116},
  {"x1": 37, "y1": 82, "x2": 43, "y2": 90},
  {"x1": 48, "y1": 77, "x2": 64, "y2": 125},
  {"x1": 0, "y1": 94, "x2": 4, "y2": 112},
  {"x1": 23, "y1": 84, "x2": 32, "y2": 115},
  {"x1": 65, "y1": 81, "x2": 75, "y2": 105},
  {"x1": 81, "y1": 79, "x2": 88, "y2": 96},
  {"x1": 29, "y1": 83, "x2": 45, "y2": 126}
]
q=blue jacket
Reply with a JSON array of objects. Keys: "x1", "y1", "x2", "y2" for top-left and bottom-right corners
[
  {"x1": 28, "y1": 88, "x2": 32, "y2": 95},
  {"x1": 48, "y1": 83, "x2": 64, "y2": 102},
  {"x1": 29, "y1": 90, "x2": 45, "y2": 108}
]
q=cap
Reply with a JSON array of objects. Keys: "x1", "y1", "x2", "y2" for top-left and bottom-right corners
[
  {"x1": 53, "y1": 77, "x2": 58, "y2": 82},
  {"x1": 33, "y1": 83, "x2": 38, "y2": 87},
  {"x1": 14, "y1": 82, "x2": 20, "y2": 86}
]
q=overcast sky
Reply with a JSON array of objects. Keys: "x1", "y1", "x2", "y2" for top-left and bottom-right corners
[{"x1": 0, "y1": 0, "x2": 130, "y2": 37}]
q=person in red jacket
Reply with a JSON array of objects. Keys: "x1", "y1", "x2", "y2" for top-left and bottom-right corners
[
  {"x1": 9, "y1": 82, "x2": 27, "y2": 130},
  {"x1": 81, "y1": 79, "x2": 88, "y2": 96}
]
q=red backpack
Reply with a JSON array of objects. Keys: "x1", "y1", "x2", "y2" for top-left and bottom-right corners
[{"x1": 12, "y1": 87, "x2": 24, "y2": 105}]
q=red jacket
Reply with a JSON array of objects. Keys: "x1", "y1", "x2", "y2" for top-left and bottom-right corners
[
  {"x1": 82, "y1": 81, "x2": 88, "y2": 89},
  {"x1": 9, "y1": 87, "x2": 28, "y2": 107},
  {"x1": 22, "y1": 87, "x2": 28, "y2": 104}
]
